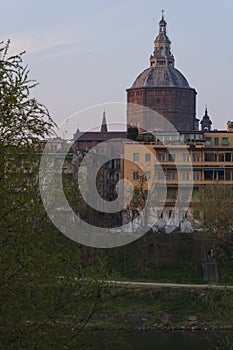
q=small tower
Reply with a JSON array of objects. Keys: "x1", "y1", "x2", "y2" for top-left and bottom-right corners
[
  {"x1": 100, "y1": 111, "x2": 108, "y2": 133},
  {"x1": 200, "y1": 108, "x2": 212, "y2": 131}
]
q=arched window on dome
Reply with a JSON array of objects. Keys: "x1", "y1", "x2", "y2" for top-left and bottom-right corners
[{"x1": 159, "y1": 47, "x2": 164, "y2": 56}]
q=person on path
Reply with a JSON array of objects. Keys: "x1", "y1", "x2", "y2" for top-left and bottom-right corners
[{"x1": 210, "y1": 249, "x2": 214, "y2": 261}]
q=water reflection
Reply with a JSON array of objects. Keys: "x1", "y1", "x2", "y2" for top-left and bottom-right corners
[{"x1": 77, "y1": 331, "x2": 217, "y2": 350}]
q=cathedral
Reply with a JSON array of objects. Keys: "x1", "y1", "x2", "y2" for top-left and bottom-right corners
[
  {"x1": 69, "y1": 12, "x2": 233, "y2": 234},
  {"x1": 127, "y1": 13, "x2": 200, "y2": 132},
  {"x1": 74, "y1": 13, "x2": 213, "y2": 145}
]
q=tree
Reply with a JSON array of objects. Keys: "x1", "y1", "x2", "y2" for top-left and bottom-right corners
[
  {"x1": 192, "y1": 184, "x2": 233, "y2": 349},
  {"x1": 0, "y1": 41, "x2": 107, "y2": 348},
  {"x1": 127, "y1": 125, "x2": 138, "y2": 141},
  {"x1": 192, "y1": 185, "x2": 233, "y2": 234},
  {"x1": 192, "y1": 184, "x2": 233, "y2": 262},
  {"x1": 0, "y1": 40, "x2": 55, "y2": 146}
]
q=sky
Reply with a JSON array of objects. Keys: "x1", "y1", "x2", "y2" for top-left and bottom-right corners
[{"x1": 2, "y1": 0, "x2": 233, "y2": 137}]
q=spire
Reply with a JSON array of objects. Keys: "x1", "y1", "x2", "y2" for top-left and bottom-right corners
[
  {"x1": 150, "y1": 13, "x2": 175, "y2": 68},
  {"x1": 101, "y1": 110, "x2": 108, "y2": 133},
  {"x1": 200, "y1": 107, "x2": 212, "y2": 131},
  {"x1": 161, "y1": 9, "x2": 165, "y2": 20}
]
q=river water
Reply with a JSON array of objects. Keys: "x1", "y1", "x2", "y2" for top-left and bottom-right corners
[{"x1": 78, "y1": 330, "x2": 232, "y2": 349}]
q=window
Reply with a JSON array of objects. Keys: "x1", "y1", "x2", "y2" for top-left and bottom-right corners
[
  {"x1": 133, "y1": 188, "x2": 139, "y2": 197},
  {"x1": 218, "y1": 170, "x2": 224, "y2": 180},
  {"x1": 192, "y1": 153, "x2": 200, "y2": 162},
  {"x1": 204, "y1": 170, "x2": 213, "y2": 181},
  {"x1": 195, "y1": 134, "x2": 203, "y2": 141},
  {"x1": 145, "y1": 171, "x2": 151, "y2": 181},
  {"x1": 168, "y1": 153, "x2": 176, "y2": 162},
  {"x1": 182, "y1": 171, "x2": 190, "y2": 181},
  {"x1": 157, "y1": 153, "x2": 166, "y2": 162},
  {"x1": 225, "y1": 153, "x2": 231, "y2": 162},
  {"x1": 218, "y1": 152, "x2": 224, "y2": 162},
  {"x1": 159, "y1": 47, "x2": 164, "y2": 55},
  {"x1": 167, "y1": 171, "x2": 176, "y2": 180},
  {"x1": 193, "y1": 172, "x2": 200, "y2": 181},
  {"x1": 145, "y1": 153, "x2": 151, "y2": 162},
  {"x1": 222, "y1": 137, "x2": 229, "y2": 146},
  {"x1": 214, "y1": 137, "x2": 219, "y2": 146},
  {"x1": 205, "y1": 137, "x2": 211, "y2": 146},
  {"x1": 182, "y1": 154, "x2": 190, "y2": 162},
  {"x1": 133, "y1": 153, "x2": 139, "y2": 162},
  {"x1": 204, "y1": 152, "x2": 215, "y2": 161},
  {"x1": 133, "y1": 171, "x2": 139, "y2": 180}
]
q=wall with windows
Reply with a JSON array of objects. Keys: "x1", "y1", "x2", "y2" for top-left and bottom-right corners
[{"x1": 123, "y1": 130, "x2": 233, "y2": 229}]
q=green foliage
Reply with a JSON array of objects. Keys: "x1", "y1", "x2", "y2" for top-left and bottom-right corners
[
  {"x1": 105, "y1": 232, "x2": 203, "y2": 284},
  {"x1": 0, "y1": 42, "x2": 108, "y2": 348},
  {"x1": 193, "y1": 184, "x2": 233, "y2": 235},
  {"x1": 0, "y1": 40, "x2": 56, "y2": 146},
  {"x1": 127, "y1": 126, "x2": 138, "y2": 141},
  {"x1": 0, "y1": 146, "x2": 107, "y2": 348},
  {"x1": 136, "y1": 134, "x2": 154, "y2": 142},
  {"x1": 192, "y1": 184, "x2": 233, "y2": 264}
]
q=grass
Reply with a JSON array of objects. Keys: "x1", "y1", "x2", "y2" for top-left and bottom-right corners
[{"x1": 108, "y1": 265, "x2": 204, "y2": 285}]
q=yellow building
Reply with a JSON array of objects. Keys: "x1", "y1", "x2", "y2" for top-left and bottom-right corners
[{"x1": 123, "y1": 125, "x2": 233, "y2": 231}]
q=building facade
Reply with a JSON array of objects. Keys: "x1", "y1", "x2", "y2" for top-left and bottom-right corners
[{"x1": 123, "y1": 125, "x2": 233, "y2": 231}]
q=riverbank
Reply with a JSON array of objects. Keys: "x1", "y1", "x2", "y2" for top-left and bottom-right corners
[{"x1": 87, "y1": 285, "x2": 233, "y2": 331}]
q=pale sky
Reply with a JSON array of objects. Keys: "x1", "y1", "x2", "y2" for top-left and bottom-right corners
[{"x1": 2, "y1": 0, "x2": 233, "y2": 137}]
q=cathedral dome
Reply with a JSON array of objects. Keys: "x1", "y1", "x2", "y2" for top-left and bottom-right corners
[
  {"x1": 127, "y1": 13, "x2": 197, "y2": 132},
  {"x1": 129, "y1": 12, "x2": 191, "y2": 90},
  {"x1": 131, "y1": 66, "x2": 190, "y2": 89}
]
